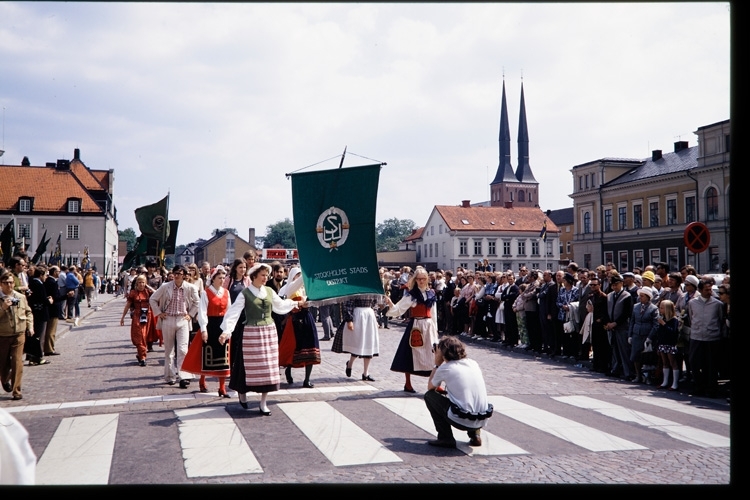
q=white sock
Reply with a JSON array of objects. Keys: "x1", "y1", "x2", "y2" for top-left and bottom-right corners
[
  {"x1": 671, "y1": 369, "x2": 680, "y2": 389},
  {"x1": 661, "y1": 368, "x2": 670, "y2": 387}
]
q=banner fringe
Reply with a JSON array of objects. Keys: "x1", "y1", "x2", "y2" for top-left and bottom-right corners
[{"x1": 306, "y1": 293, "x2": 384, "y2": 308}]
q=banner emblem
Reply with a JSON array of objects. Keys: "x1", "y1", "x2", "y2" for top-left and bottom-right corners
[
  {"x1": 316, "y1": 207, "x2": 350, "y2": 250},
  {"x1": 152, "y1": 215, "x2": 167, "y2": 233}
]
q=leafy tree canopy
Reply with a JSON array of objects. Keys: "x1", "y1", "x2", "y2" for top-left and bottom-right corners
[
  {"x1": 263, "y1": 218, "x2": 296, "y2": 249},
  {"x1": 118, "y1": 227, "x2": 137, "y2": 252},
  {"x1": 376, "y1": 218, "x2": 416, "y2": 252}
]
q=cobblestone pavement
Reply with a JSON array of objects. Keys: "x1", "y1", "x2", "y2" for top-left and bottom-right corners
[{"x1": 1, "y1": 294, "x2": 732, "y2": 485}]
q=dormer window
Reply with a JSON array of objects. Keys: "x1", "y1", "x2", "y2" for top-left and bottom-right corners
[
  {"x1": 19, "y1": 197, "x2": 33, "y2": 212},
  {"x1": 67, "y1": 198, "x2": 81, "y2": 213}
]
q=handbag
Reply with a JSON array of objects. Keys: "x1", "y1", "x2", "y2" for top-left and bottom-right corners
[
  {"x1": 563, "y1": 320, "x2": 576, "y2": 334},
  {"x1": 409, "y1": 328, "x2": 424, "y2": 347}
]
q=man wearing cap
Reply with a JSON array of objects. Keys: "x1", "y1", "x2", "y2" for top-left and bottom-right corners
[
  {"x1": 622, "y1": 272, "x2": 638, "y2": 302},
  {"x1": 628, "y1": 287, "x2": 659, "y2": 383},
  {"x1": 605, "y1": 273, "x2": 634, "y2": 379}
]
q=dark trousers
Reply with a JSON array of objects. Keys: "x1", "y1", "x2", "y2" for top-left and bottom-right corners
[
  {"x1": 424, "y1": 389, "x2": 480, "y2": 442},
  {"x1": 689, "y1": 339, "x2": 720, "y2": 395},
  {"x1": 525, "y1": 311, "x2": 542, "y2": 352}
]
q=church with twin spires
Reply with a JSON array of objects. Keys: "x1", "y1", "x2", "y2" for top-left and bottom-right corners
[{"x1": 490, "y1": 80, "x2": 539, "y2": 208}]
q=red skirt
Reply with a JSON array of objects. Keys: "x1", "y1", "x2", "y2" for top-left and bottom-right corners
[{"x1": 182, "y1": 330, "x2": 231, "y2": 377}]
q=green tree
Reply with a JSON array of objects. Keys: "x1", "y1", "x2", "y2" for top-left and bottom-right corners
[
  {"x1": 263, "y1": 219, "x2": 296, "y2": 248},
  {"x1": 376, "y1": 218, "x2": 416, "y2": 252},
  {"x1": 118, "y1": 227, "x2": 137, "y2": 252}
]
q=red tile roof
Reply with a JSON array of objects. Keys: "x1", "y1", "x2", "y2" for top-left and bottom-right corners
[
  {"x1": 69, "y1": 159, "x2": 106, "y2": 191},
  {"x1": 403, "y1": 227, "x2": 424, "y2": 242},
  {"x1": 0, "y1": 165, "x2": 104, "y2": 213},
  {"x1": 434, "y1": 205, "x2": 560, "y2": 233}
]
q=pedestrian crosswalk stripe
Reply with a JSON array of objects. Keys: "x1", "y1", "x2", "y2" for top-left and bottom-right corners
[
  {"x1": 174, "y1": 407, "x2": 262, "y2": 477},
  {"x1": 374, "y1": 397, "x2": 528, "y2": 456},
  {"x1": 277, "y1": 401, "x2": 402, "y2": 466},
  {"x1": 553, "y1": 395, "x2": 730, "y2": 448},
  {"x1": 4, "y1": 384, "x2": 377, "y2": 414},
  {"x1": 36, "y1": 413, "x2": 119, "y2": 485},
  {"x1": 488, "y1": 396, "x2": 645, "y2": 452},
  {"x1": 624, "y1": 395, "x2": 730, "y2": 425}
]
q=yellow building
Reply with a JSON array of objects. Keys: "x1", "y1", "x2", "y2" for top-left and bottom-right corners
[{"x1": 570, "y1": 119, "x2": 730, "y2": 274}]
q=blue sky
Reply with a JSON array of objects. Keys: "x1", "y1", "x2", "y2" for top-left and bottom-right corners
[{"x1": 0, "y1": 2, "x2": 730, "y2": 245}]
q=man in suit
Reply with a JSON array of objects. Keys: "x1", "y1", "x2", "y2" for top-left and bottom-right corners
[
  {"x1": 605, "y1": 273, "x2": 634, "y2": 379},
  {"x1": 150, "y1": 265, "x2": 202, "y2": 388},
  {"x1": 537, "y1": 270, "x2": 558, "y2": 356}
]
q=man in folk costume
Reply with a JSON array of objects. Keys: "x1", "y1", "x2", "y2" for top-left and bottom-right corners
[{"x1": 149, "y1": 265, "x2": 201, "y2": 388}]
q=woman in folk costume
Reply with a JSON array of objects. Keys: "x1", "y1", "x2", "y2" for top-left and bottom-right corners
[
  {"x1": 182, "y1": 266, "x2": 231, "y2": 397},
  {"x1": 219, "y1": 263, "x2": 299, "y2": 416},
  {"x1": 277, "y1": 267, "x2": 320, "y2": 388},
  {"x1": 221, "y1": 258, "x2": 252, "y2": 397},
  {"x1": 385, "y1": 267, "x2": 440, "y2": 393}
]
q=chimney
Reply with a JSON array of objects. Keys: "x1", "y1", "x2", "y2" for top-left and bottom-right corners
[
  {"x1": 504, "y1": 201, "x2": 513, "y2": 209},
  {"x1": 248, "y1": 227, "x2": 256, "y2": 247},
  {"x1": 22, "y1": 156, "x2": 30, "y2": 166},
  {"x1": 46, "y1": 162, "x2": 56, "y2": 168},
  {"x1": 461, "y1": 200, "x2": 471, "y2": 208},
  {"x1": 56, "y1": 159, "x2": 70, "y2": 170},
  {"x1": 651, "y1": 150, "x2": 662, "y2": 161},
  {"x1": 74, "y1": 148, "x2": 80, "y2": 160},
  {"x1": 674, "y1": 141, "x2": 688, "y2": 152}
]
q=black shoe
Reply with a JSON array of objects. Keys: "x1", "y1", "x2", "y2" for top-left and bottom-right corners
[
  {"x1": 167, "y1": 380, "x2": 176, "y2": 385},
  {"x1": 320, "y1": 337, "x2": 331, "y2": 341},
  {"x1": 302, "y1": 381, "x2": 314, "y2": 389},
  {"x1": 238, "y1": 393, "x2": 248, "y2": 409},
  {"x1": 427, "y1": 438, "x2": 456, "y2": 449},
  {"x1": 345, "y1": 363, "x2": 352, "y2": 378},
  {"x1": 285, "y1": 371, "x2": 294, "y2": 385},
  {"x1": 362, "y1": 374, "x2": 375, "y2": 382},
  {"x1": 139, "y1": 359, "x2": 146, "y2": 367},
  {"x1": 259, "y1": 408, "x2": 271, "y2": 416},
  {"x1": 45, "y1": 352, "x2": 61, "y2": 356},
  {"x1": 2, "y1": 381, "x2": 11, "y2": 393},
  {"x1": 468, "y1": 433, "x2": 482, "y2": 447},
  {"x1": 179, "y1": 379, "x2": 190, "y2": 389},
  {"x1": 404, "y1": 385, "x2": 417, "y2": 393}
]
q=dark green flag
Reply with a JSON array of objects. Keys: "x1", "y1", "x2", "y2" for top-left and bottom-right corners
[
  {"x1": 31, "y1": 229, "x2": 50, "y2": 264},
  {"x1": 135, "y1": 194, "x2": 169, "y2": 242},
  {"x1": 0, "y1": 219, "x2": 16, "y2": 265},
  {"x1": 290, "y1": 164, "x2": 383, "y2": 305},
  {"x1": 164, "y1": 220, "x2": 179, "y2": 254}
]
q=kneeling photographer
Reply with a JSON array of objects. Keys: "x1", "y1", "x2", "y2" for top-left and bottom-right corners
[{"x1": 425, "y1": 335, "x2": 493, "y2": 448}]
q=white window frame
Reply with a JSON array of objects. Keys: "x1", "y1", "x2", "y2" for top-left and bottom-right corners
[{"x1": 66, "y1": 224, "x2": 80, "y2": 240}]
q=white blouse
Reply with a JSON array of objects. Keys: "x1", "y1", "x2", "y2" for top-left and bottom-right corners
[{"x1": 219, "y1": 284, "x2": 297, "y2": 337}]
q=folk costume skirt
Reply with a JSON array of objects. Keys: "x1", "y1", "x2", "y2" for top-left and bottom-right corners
[
  {"x1": 278, "y1": 309, "x2": 321, "y2": 368},
  {"x1": 229, "y1": 322, "x2": 280, "y2": 394},
  {"x1": 390, "y1": 316, "x2": 439, "y2": 376},
  {"x1": 182, "y1": 316, "x2": 231, "y2": 377},
  {"x1": 340, "y1": 307, "x2": 379, "y2": 358}
]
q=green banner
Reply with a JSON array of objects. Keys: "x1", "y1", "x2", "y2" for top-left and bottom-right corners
[
  {"x1": 291, "y1": 164, "x2": 383, "y2": 305},
  {"x1": 135, "y1": 194, "x2": 169, "y2": 242}
]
